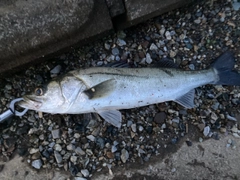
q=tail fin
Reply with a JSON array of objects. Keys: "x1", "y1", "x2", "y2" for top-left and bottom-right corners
[{"x1": 212, "y1": 51, "x2": 240, "y2": 85}]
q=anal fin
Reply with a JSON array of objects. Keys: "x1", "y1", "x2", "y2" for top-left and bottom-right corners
[
  {"x1": 98, "y1": 110, "x2": 122, "y2": 128},
  {"x1": 174, "y1": 89, "x2": 195, "y2": 108}
]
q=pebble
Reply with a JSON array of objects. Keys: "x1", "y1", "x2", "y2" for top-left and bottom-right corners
[
  {"x1": 121, "y1": 149, "x2": 129, "y2": 163},
  {"x1": 194, "y1": 19, "x2": 201, "y2": 24},
  {"x1": 154, "y1": 112, "x2": 166, "y2": 124},
  {"x1": 226, "y1": 115, "x2": 237, "y2": 121},
  {"x1": 81, "y1": 169, "x2": 90, "y2": 177},
  {"x1": 87, "y1": 135, "x2": 96, "y2": 142},
  {"x1": 232, "y1": 133, "x2": 240, "y2": 138},
  {"x1": 31, "y1": 159, "x2": 43, "y2": 169},
  {"x1": 111, "y1": 145, "x2": 117, "y2": 153},
  {"x1": 54, "y1": 151, "x2": 63, "y2": 164},
  {"x1": 51, "y1": 129, "x2": 60, "y2": 139},
  {"x1": 67, "y1": 144, "x2": 75, "y2": 151},
  {"x1": 131, "y1": 124, "x2": 137, "y2": 132},
  {"x1": 146, "y1": 53, "x2": 152, "y2": 64},
  {"x1": 75, "y1": 177, "x2": 87, "y2": 180},
  {"x1": 165, "y1": 31, "x2": 171, "y2": 40},
  {"x1": 75, "y1": 147, "x2": 86, "y2": 156},
  {"x1": 70, "y1": 156, "x2": 78, "y2": 163},
  {"x1": 54, "y1": 144, "x2": 62, "y2": 151},
  {"x1": 150, "y1": 43, "x2": 158, "y2": 50},
  {"x1": 29, "y1": 148, "x2": 39, "y2": 154},
  {"x1": 186, "y1": 140, "x2": 192, "y2": 146},
  {"x1": 117, "y1": 39, "x2": 126, "y2": 46},
  {"x1": 104, "y1": 42, "x2": 110, "y2": 50},
  {"x1": 50, "y1": 65, "x2": 61, "y2": 74},
  {"x1": 111, "y1": 48, "x2": 119, "y2": 55},
  {"x1": 203, "y1": 126, "x2": 210, "y2": 137}
]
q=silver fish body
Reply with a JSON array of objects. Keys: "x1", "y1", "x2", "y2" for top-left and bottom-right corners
[{"x1": 19, "y1": 51, "x2": 240, "y2": 127}]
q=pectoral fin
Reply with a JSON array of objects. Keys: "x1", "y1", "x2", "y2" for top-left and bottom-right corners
[
  {"x1": 98, "y1": 110, "x2": 122, "y2": 128},
  {"x1": 83, "y1": 79, "x2": 115, "y2": 99},
  {"x1": 174, "y1": 89, "x2": 195, "y2": 108}
]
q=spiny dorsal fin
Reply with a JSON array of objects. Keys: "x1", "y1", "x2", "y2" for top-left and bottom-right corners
[
  {"x1": 83, "y1": 79, "x2": 116, "y2": 99},
  {"x1": 174, "y1": 89, "x2": 195, "y2": 108}
]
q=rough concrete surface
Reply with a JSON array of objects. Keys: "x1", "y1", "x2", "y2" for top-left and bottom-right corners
[
  {"x1": 115, "y1": 0, "x2": 193, "y2": 29},
  {"x1": 0, "y1": 134, "x2": 239, "y2": 180},
  {"x1": 0, "y1": 0, "x2": 113, "y2": 76}
]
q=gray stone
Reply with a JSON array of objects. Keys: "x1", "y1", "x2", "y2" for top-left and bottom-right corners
[
  {"x1": 81, "y1": 169, "x2": 90, "y2": 177},
  {"x1": 54, "y1": 151, "x2": 63, "y2": 164},
  {"x1": 31, "y1": 159, "x2": 42, "y2": 169},
  {"x1": 121, "y1": 148, "x2": 129, "y2": 163},
  {"x1": 75, "y1": 147, "x2": 86, "y2": 156},
  {"x1": 51, "y1": 129, "x2": 60, "y2": 139}
]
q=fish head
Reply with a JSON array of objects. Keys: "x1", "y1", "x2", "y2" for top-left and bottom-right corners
[{"x1": 19, "y1": 80, "x2": 66, "y2": 113}]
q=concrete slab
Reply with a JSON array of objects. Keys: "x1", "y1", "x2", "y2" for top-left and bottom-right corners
[{"x1": 0, "y1": 0, "x2": 113, "y2": 76}]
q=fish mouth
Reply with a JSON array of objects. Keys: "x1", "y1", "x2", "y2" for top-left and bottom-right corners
[{"x1": 18, "y1": 96, "x2": 43, "y2": 110}]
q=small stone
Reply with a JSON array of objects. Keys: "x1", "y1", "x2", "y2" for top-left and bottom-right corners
[
  {"x1": 70, "y1": 156, "x2": 78, "y2": 163},
  {"x1": 231, "y1": 126, "x2": 238, "y2": 133},
  {"x1": 226, "y1": 114, "x2": 237, "y2": 121},
  {"x1": 75, "y1": 147, "x2": 85, "y2": 156},
  {"x1": 220, "y1": 127, "x2": 227, "y2": 133},
  {"x1": 146, "y1": 53, "x2": 152, "y2": 64},
  {"x1": 54, "y1": 144, "x2": 62, "y2": 151},
  {"x1": 131, "y1": 124, "x2": 137, "y2": 132},
  {"x1": 154, "y1": 112, "x2": 166, "y2": 124},
  {"x1": 232, "y1": 133, "x2": 240, "y2": 138},
  {"x1": 111, "y1": 48, "x2": 119, "y2": 55},
  {"x1": 106, "y1": 151, "x2": 114, "y2": 159},
  {"x1": 29, "y1": 148, "x2": 39, "y2": 154},
  {"x1": 111, "y1": 145, "x2": 117, "y2": 153},
  {"x1": 198, "y1": 123, "x2": 205, "y2": 131},
  {"x1": 121, "y1": 149, "x2": 129, "y2": 163},
  {"x1": 186, "y1": 141, "x2": 192, "y2": 146},
  {"x1": 194, "y1": 19, "x2": 201, "y2": 24},
  {"x1": 81, "y1": 169, "x2": 90, "y2": 177},
  {"x1": 74, "y1": 133, "x2": 81, "y2": 139},
  {"x1": 165, "y1": 31, "x2": 171, "y2": 40},
  {"x1": 203, "y1": 126, "x2": 210, "y2": 137},
  {"x1": 150, "y1": 43, "x2": 158, "y2": 50},
  {"x1": 199, "y1": 137, "x2": 203, "y2": 142},
  {"x1": 31, "y1": 159, "x2": 42, "y2": 169},
  {"x1": 87, "y1": 135, "x2": 95, "y2": 142},
  {"x1": 51, "y1": 129, "x2": 60, "y2": 139},
  {"x1": 189, "y1": 64, "x2": 195, "y2": 70},
  {"x1": 75, "y1": 177, "x2": 87, "y2": 180},
  {"x1": 138, "y1": 125, "x2": 144, "y2": 132},
  {"x1": 54, "y1": 151, "x2": 63, "y2": 164},
  {"x1": 104, "y1": 43, "x2": 110, "y2": 50},
  {"x1": 67, "y1": 144, "x2": 75, "y2": 151},
  {"x1": 50, "y1": 65, "x2": 61, "y2": 74},
  {"x1": 211, "y1": 112, "x2": 218, "y2": 121},
  {"x1": 96, "y1": 137, "x2": 105, "y2": 149},
  {"x1": 117, "y1": 39, "x2": 126, "y2": 46}
]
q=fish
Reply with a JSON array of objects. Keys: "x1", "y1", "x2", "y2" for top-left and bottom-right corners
[{"x1": 19, "y1": 51, "x2": 240, "y2": 128}]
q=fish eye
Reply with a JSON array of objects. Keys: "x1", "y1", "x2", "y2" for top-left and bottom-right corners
[{"x1": 35, "y1": 88, "x2": 44, "y2": 96}]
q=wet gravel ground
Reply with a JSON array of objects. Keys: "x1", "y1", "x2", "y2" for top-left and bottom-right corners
[{"x1": 1, "y1": 0, "x2": 240, "y2": 179}]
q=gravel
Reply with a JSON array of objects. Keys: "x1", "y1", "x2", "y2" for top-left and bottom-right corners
[{"x1": 0, "y1": 0, "x2": 240, "y2": 179}]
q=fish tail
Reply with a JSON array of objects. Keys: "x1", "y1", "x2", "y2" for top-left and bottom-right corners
[{"x1": 212, "y1": 51, "x2": 240, "y2": 85}]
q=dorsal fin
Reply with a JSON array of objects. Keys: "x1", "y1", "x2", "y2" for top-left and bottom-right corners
[
  {"x1": 99, "y1": 61, "x2": 130, "y2": 68},
  {"x1": 152, "y1": 57, "x2": 178, "y2": 68}
]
